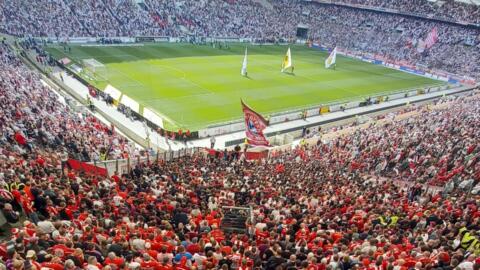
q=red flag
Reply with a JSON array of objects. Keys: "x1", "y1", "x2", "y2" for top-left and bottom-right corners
[
  {"x1": 241, "y1": 100, "x2": 269, "y2": 146},
  {"x1": 424, "y1": 27, "x2": 438, "y2": 50}
]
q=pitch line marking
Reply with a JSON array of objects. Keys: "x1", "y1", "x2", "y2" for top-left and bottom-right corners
[
  {"x1": 107, "y1": 60, "x2": 214, "y2": 127},
  {"x1": 258, "y1": 61, "x2": 364, "y2": 98},
  {"x1": 180, "y1": 77, "x2": 215, "y2": 95},
  {"x1": 155, "y1": 64, "x2": 187, "y2": 79},
  {"x1": 84, "y1": 54, "x2": 139, "y2": 59},
  {"x1": 149, "y1": 62, "x2": 214, "y2": 95},
  {"x1": 115, "y1": 81, "x2": 144, "y2": 87},
  {"x1": 53, "y1": 46, "x2": 181, "y2": 128},
  {"x1": 105, "y1": 68, "x2": 181, "y2": 127},
  {"x1": 102, "y1": 50, "x2": 214, "y2": 96},
  {"x1": 108, "y1": 68, "x2": 147, "y2": 90},
  {"x1": 146, "y1": 92, "x2": 214, "y2": 102}
]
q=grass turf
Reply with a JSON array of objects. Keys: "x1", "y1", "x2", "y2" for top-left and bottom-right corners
[{"x1": 46, "y1": 43, "x2": 443, "y2": 131}]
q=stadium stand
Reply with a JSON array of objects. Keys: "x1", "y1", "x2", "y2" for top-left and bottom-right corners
[
  {"x1": 333, "y1": 0, "x2": 480, "y2": 24},
  {"x1": 0, "y1": 44, "x2": 137, "y2": 162},
  {"x1": 0, "y1": 0, "x2": 88, "y2": 38},
  {"x1": 0, "y1": 0, "x2": 480, "y2": 269}
]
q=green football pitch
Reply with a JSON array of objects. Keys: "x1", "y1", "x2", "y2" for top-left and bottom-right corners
[{"x1": 46, "y1": 43, "x2": 443, "y2": 131}]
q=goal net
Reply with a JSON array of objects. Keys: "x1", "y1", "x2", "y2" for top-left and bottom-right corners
[{"x1": 82, "y1": 58, "x2": 107, "y2": 82}]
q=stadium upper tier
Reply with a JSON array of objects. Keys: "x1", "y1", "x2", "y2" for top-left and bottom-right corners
[
  {"x1": 1, "y1": 0, "x2": 479, "y2": 78},
  {"x1": 1, "y1": 0, "x2": 478, "y2": 37},
  {"x1": 331, "y1": 0, "x2": 480, "y2": 24}
]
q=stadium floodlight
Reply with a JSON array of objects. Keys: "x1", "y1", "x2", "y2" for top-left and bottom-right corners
[
  {"x1": 104, "y1": 84, "x2": 122, "y2": 101},
  {"x1": 143, "y1": 107, "x2": 164, "y2": 129},
  {"x1": 120, "y1": 94, "x2": 140, "y2": 113}
]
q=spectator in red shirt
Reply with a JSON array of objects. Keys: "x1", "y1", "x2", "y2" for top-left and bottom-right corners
[{"x1": 103, "y1": 252, "x2": 125, "y2": 269}]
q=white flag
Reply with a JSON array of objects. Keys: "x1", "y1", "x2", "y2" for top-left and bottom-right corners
[
  {"x1": 241, "y1": 47, "x2": 248, "y2": 76},
  {"x1": 325, "y1": 47, "x2": 337, "y2": 69},
  {"x1": 281, "y1": 47, "x2": 293, "y2": 72}
]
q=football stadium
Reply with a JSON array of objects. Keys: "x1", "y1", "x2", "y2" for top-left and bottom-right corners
[{"x1": 0, "y1": 0, "x2": 479, "y2": 269}]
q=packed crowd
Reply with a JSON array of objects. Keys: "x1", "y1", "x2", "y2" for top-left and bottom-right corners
[
  {"x1": 64, "y1": 0, "x2": 125, "y2": 38},
  {"x1": 104, "y1": 0, "x2": 162, "y2": 37},
  {"x1": 333, "y1": 0, "x2": 480, "y2": 24},
  {"x1": 1, "y1": 1, "x2": 480, "y2": 269},
  {"x1": 1, "y1": 60, "x2": 479, "y2": 270},
  {"x1": 302, "y1": 5, "x2": 480, "y2": 78},
  {"x1": 148, "y1": 0, "x2": 297, "y2": 40},
  {"x1": 0, "y1": 0, "x2": 87, "y2": 38},
  {"x1": 0, "y1": 43, "x2": 139, "y2": 162}
]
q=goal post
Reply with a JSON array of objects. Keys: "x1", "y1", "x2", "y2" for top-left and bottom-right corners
[{"x1": 82, "y1": 58, "x2": 107, "y2": 82}]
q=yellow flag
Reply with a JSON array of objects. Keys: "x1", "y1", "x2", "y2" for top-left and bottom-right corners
[{"x1": 281, "y1": 47, "x2": 292, "y2": 72}]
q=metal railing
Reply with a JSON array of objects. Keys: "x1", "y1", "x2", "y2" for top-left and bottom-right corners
[{"x1": 92, "y1": 147, "x2": 203, "y2": 176}]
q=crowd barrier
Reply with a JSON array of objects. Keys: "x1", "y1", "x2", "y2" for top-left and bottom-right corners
[
  {"x1": 94, "y1": 145, "x2": 284, "y2": 176},
  {"x1": 93, "y1": 147, "x2": 202, "y2": 176},
  {"x1": 67, "y1": 159, "x2": 108, "y2": 177},
  {"x1": 31, "y1": 36, "x2": 288, "y2": 46}
]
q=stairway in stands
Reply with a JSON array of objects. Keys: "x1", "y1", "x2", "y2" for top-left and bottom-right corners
[
  {"x1": 141, "y1": 1, "x2": 169, "y2": 29},
  {"x1": 102, "y1": 0, "x2": 124, "y2": 26},
  {"x1": 221, "y1": 206, "x2": 250, "y2": 234},
  {"x1": 136, "y1": 0, "x2": 149, "y2": 11},
  {"x1": 253, "y1": 0, "x2": 273, "y2": 10},
  {"x1": 61, "y1": 0, "x2": 93, "y2": 36}
]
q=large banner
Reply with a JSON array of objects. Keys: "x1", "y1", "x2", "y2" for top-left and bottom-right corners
[
  {"x1": 245, "y1": 150, "x2": 269, "y2": 160},
  {"x1": 241, "y1": 100, "x2": 269, "y2": 146},
  {"x1": 67, "y1": 159, "x2": 108, "y2": 177}
]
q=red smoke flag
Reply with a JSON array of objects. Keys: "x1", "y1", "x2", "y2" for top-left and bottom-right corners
[
  {"x1": 416, "y1": 27, "x2": 438, "y2": 53},
  {"x1": 241, "y1": 100, "x2": 269, "y2": 146},
  {"x1": 424, "y1": 27, "x2": 438, "y2": 49}
]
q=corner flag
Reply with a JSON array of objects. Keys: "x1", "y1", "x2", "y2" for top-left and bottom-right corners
[
  {"x1": 241, "y1": 100, "x2": 269, "y2": 146},
  {"x1": 325, "y1": 47, "x2": 337, "y2": 69},
  {"x1": 241, "y1": 47, "x2": 248, "y2": 76},
  {"x1": 281, "y1": 47, "x2": 293, "y2": 72}
]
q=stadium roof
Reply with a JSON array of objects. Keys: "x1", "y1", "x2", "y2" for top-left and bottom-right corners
[
  {"x1": 428, "y1": 0, "x2": 480, "y2": 4},
  {"x1": 451, "y1": 0, "x2": 480, "y2": 5}
]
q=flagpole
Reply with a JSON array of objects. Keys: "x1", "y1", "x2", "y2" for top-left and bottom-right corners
[{"x1": 241, "y1": 46, "x2": 248, "y2": 77}]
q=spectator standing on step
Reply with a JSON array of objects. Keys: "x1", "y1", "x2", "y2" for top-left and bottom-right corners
[{"x1": 210, "y1": 136, "x2": 216, "y2": 149}]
